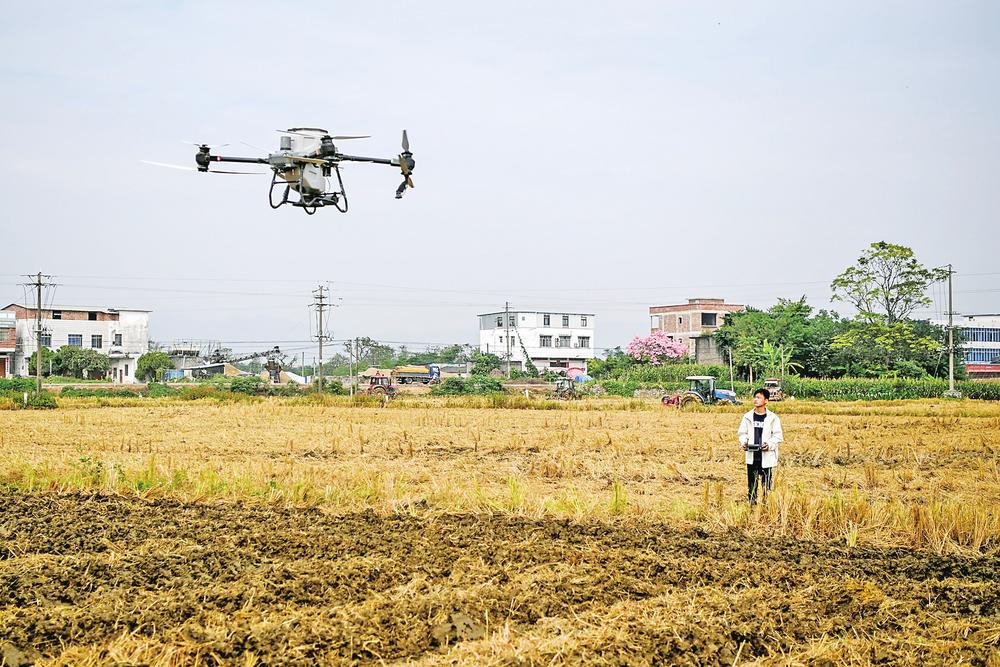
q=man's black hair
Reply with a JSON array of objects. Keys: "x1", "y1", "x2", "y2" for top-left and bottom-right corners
[{"x1": 754, "y1": 387, "x2": 770, "y2": 400}]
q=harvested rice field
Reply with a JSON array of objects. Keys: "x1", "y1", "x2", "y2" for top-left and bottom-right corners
[{"x1": 1, "y1": 397, "x2": 999, "y2": 665}]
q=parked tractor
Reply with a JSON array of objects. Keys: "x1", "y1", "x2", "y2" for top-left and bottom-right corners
[
  {"x1": 763, "y1": 378, "x2": 784, "y2": 401},
  {"x1": 662, "y1": 376, "x2": 739, "y2": 408},
  {"x1": 553, "y1": 377, "x2": 579, "y2": 400},
  {"x1": 362, "y1": 375, "x2": 397, "y2": 398}
]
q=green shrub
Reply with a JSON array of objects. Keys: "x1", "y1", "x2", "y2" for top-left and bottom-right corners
[
  {"x1": 146, "y1": 383, "x2": 179, "y2": 398},
  {"x1": 230, "y1": 376, "x2": 264, "y2": 395},
  {"x1": 431, "y1": 376, "x2": 504, "y2": 395},
  {"x1": 180, "y1": 385, "x2": 221, "y2": 400},
  {"x1": 772, "y1": 377, "x2": 1000, "y2": 401},
  {"x1": 264, "y1": 383, "x2": 302, "y2": 397},
  {"x1": 60, "y1": 387, "x2": 142, "y2": 398},
  {"x1": 0, "y1": 378, "x2": 35, "y2": 392},
  {"x1": 319, "y1": 380, "x2": 346, "y2": 395},
  {"x1": 600, "y1": 380, "x2": 640, "y2": 397},
  {"x1": 25, "y1": 391, "x2": 57, "y2": 409},
  {"x1": 591, "y1": 362, "x2": 730, "y2": 384}
]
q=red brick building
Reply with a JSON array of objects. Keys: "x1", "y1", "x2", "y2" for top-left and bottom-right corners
[
  {"x1": 0, "y1": 311, "x2": 15, "y2": 377},
  {"x1": 649, "y1": 298, "x2": 745, "y2": 364}
]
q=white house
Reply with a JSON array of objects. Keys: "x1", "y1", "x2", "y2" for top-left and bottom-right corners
[
  {"x1": 3, "y1": 304, "x2": 151, "y2": 384},
  {"x1": 479, "y1": 310, "x2": 595, "y2": 372}
]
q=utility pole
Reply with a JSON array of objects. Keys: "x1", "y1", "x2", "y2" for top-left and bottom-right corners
[
  {"x1": 504, "y1": 301, "x2": 511, "y2": 378},
  {"x1": 312, "y1": 285, "x2": 330, "y2": 392},
  {"x1": 946, "y1": 263, "x2": 958, "y2": 396},
  {"x1": 23, "y1": 272, "x2": 51, "y2": 394}
]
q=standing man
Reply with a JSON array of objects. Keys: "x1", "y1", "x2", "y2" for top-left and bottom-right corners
[{"x1": 738, "y1": 387, "x2": 783, "y2": 504}]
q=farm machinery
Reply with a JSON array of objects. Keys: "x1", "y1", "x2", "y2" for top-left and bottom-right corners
[
  {"x1": 662, "y1": 376, "x2": 740, "y2": 408},
  {"x1": 763, "y1": 378, "x2": 784, "y2": 401},
  {"x1": 361, "y1": 374, "x2": 397, "y2": 398},
  {"x1": 552, "y1": 377, "x2": 580, "y2": 400},
  {"x1": 392, "y1": 364, "x2": 441, "y2": 384}
]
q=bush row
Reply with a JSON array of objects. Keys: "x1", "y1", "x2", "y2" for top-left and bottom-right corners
[
  {"x1": 593, "y1": 377, "x2": 1000, "y2": 401},
  {"x1": 0, "y1": 390, "x2": 57, "y2": 410},
  {"x1": 0, "y1": 378, "x2": 36, "y2": 392},
  {"x1": 431, "y1": 376, "x2": 504, "y2": 395},
  {"x1": 777, "y1": 377, "x2": 1000, "y2": 401}
]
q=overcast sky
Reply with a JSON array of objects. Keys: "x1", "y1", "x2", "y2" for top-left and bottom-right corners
[{"x1": 1, "y1": 2, "x2": 997, "y2": 357}]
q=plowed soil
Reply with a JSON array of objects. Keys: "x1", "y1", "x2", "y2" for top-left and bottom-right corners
[{"x1": 1, "y1": 493, "x2": 998, "y2": 666}]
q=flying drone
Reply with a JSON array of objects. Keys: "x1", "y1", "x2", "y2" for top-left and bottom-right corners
[{"x1": 143, "y1": 128, "x2": 414, "y2": 214}]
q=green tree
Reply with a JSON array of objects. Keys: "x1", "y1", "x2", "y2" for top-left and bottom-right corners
[
  {"x1": 831, "y1": 241, "x2": 947, "y2": 324},
  {"x1": 28, "y1": 347, "x2": 57, "y2": 376},
  {"x1": 53, "y1": 346, "x2": 111, "y2": 379},
  {"x1": 136, "y1": 351, "x2": 174, "y2": 382},
  {"x1": 830, "y1": 321, "x2": 941, "y2": 377},
  {"x1": 469, "y1": 350, "x2": 502, "y2": 376},
  {"x1": 587, "y1": 347, "x2": 635, "y2": 379},
  {"x1": 715, "y1": 299, "x2": 852, "y2": 379}
]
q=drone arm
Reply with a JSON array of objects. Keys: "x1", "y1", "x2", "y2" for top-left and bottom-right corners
[
  {"x1": 336, "y1": 154, "x2": 395, "y2": 166},
  {"x1": 196, "y1": 152, "x2": 269, "y2": 171},
  {"x1": 209, "y1": 155, "x2": 269, "y2": 165}
]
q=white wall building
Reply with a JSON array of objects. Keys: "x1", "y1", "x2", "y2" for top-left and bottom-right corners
[
  {"x1": 479, "y1": 310, "x2": 595, "y2": 372},
  {"x1": 932, "y1": 313, "x2": 1000, "y2": 376},
  {"x1": 3, "y1": 304, "x2": 151, "y2": 383}
]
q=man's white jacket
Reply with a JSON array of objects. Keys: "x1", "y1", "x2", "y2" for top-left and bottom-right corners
[{"x1": 738, "y1": 409, "x2": 783, "y2": 469}]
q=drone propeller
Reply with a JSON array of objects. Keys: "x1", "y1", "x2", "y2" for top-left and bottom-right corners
[
  {"x1": 181, "y1": 141, "x2": 229, "y2": 149},
  {"x1": 399, "y1": 130, "x2": 414, "y2": 187},
  {"x1": 276, "y1": 129, "x2": 369, "y2": 140},
  {"x1": 140, "y1": 160, "x2": 266, "y2": 175},
  {"x1": 394, "y1": 130, "x2": 415, "y2": 198}
]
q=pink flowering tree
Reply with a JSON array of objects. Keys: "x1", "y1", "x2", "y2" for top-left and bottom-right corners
[{"x1": 625, "y1": 331, "x2": 689, "y2": 365}]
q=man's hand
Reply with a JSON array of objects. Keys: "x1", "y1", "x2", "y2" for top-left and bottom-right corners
[
  {"x1": 741, "y1": 443, "x2": 747, "y2": 451},
  {"x1": 761, "y1": 442, "x2": 770, "y2": 451}
]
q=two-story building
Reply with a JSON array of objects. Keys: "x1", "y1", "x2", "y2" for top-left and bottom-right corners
[
  {"x1": 479, "y1": 310, "x2": 596, "y2": 372},
  {"x1": 648, "y1": 297, "x2": 745, "y2": 364},
  {"x1": 2, "y1": 304, "x2": 151, "y2": 383}
]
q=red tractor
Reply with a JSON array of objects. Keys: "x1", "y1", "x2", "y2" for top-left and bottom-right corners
[{"x1": 362, "y1": 375, "x2": 397, "y2": 398}]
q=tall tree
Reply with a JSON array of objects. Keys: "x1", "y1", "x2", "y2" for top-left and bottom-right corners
[{"x1": 831, "y1": 241, "x2": 947, "y2": 323}]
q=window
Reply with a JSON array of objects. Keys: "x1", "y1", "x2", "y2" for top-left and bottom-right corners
[
  {"x1": 91, "y1": 334, "x2": 103, "y2": 349},
  {"x1": 701, "y1": 313, "x2": 717, "y2": 327},
  {"x1": 966, "y1": 348, "x2": 1000, "y2": 364},
  {"x1": 539, "y1": 335, "x2": 552, "y2": 347},
  {"x1": 678, "y1": 316, "x2": 683, "y2": 325},
  {"x1": 40, "y1": 334, "x2": 52, "y2": 347},
  {"x1": 578, "y1": 336, "x2": 590, "y2": 348},
  {"x1": 508, "y1": 315, "x2": 515, "y2": 326},
  {"x1": 125, "y1": 364, "x2": 129, "y2": 377},
  {"x1": 114, "y1": 333, "x2": 122, "y2": 346},
  {"x1": 496, "y1": 316, "x2": 503, "y2": 327},
  {"x1": 962, "y1": 327, "x2": 1000, "y2": 343},
  {"x1": 52, "y1": 310, "x2": 62, "y2": 320},
  {"x1": 557, "y1": 335, "x2": 571, "y2": 348},
  {"x1": 68, "y1": 334, "x2": 82, "y2": 347},
  {"x1": 581, "y1": 316, "x2": 588, "y2": 327},
  {"x1": 651, "y1": 315, "x2": 661, "y2": 329},
  {"x1": 562, "y1": 315, "x2": 569, "y2": 327},
  {"x1": 88, "y1": 311, "x2": 98, "y2": 321},
  {"x1": 543, "y1": 314, "x2": 550, "y2": 326}
]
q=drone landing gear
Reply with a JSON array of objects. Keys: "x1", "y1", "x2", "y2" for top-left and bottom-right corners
[{"x1": 268, "y1": 170, "x2": 349, "y2": 214}]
